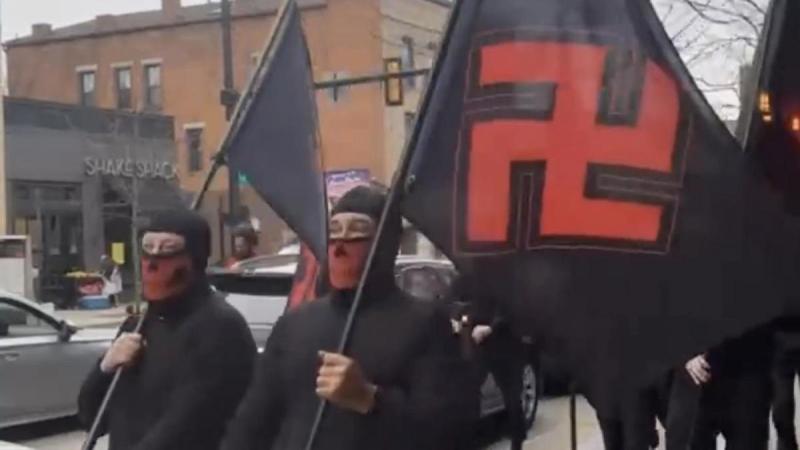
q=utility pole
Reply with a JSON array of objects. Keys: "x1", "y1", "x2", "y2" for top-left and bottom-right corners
[
  {"x1": 0, "y1": 0, "x2": 8, "y2": 234},
  {"x1": 220, "y1": 0, "x2": 240, "y2": 258}
]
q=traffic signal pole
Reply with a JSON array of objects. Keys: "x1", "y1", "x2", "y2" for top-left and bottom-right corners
[
  {"x1": 220, "y1": 0, "x2": 240, "y2": 258},
  {"x1": 193, "y1": 67, "x2": 430, "y2": 212}
]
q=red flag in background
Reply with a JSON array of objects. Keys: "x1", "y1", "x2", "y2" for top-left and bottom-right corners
[{"x1": 287, "y1": 243, "x2": 321, "y2": 310}]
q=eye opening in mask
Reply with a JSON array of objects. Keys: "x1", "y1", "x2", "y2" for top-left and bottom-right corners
[
  {"x1": 141, "y1": 232, "x2": 187, "y2": 258},
  {"x1": 328, "y1": 212, "x2": 376, "y2": 243},
  {"x1": 329, "y1": 237, "x2": 372, "y2": 245},
  {"x1": 142, "y1": 247, "x2": 188, "y2": 259}
]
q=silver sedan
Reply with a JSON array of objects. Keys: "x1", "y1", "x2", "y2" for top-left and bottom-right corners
[{"x1": 0, "y1": 290, "x2": 115, "y2": 429}]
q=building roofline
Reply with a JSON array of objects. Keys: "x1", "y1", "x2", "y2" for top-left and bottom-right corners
[
  {"x1": 4, "y1": 96, "x2": 174, "y2": 121},
  {"x1": 5, "y1": 2, "x2": 326, "y2": 49}
]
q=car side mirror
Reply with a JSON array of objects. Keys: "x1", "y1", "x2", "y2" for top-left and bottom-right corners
[{"x1": 58, "y1": 321, "x2": 75, "y2": 342}]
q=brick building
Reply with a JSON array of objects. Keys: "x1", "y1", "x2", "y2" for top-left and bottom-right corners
[
  {"x1": 5, "y1": 0, "x2": 449, "y2": 260},
  {"x1": 4, "y1": 98, "x2": 179, "y2": 303}
]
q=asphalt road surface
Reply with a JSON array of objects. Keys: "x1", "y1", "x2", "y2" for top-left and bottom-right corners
[
  {"x1": 1, "y1": 394, "x2": 787, "y2": 450},
  {"x1": 0, "y1": 396, "x2": 621, "y2": 450}
]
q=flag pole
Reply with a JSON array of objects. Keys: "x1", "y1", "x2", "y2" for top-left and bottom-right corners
[
  {"x1": 569, "y1": 389, "x2": 578, "y2": 450},
  {"x1": 302, "y1": 1, "x2": 480, "y2": 449}
]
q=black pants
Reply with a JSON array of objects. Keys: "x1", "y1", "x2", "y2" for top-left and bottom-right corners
[
  {"x1": 773, "y1": 348, "x2": 800, "y2": 450},
  {"x1": 458, "y1": 332, "x2": 525, "y2": 450},
  {"x1": 482, "y1": 334, "x2": 527, "y2": 450},
  {"x1": 487, "y1": 351, "x2": 527, "y2": 450},
  {"x1": 451, "y1": 335, "x2": 526, "y2": 450},
  {"x1": 666, "y1": 370, "x2": 770, "y2": 450},
  {"x1": 596, "y1": 388, "x2": 658, "y2": 450}
]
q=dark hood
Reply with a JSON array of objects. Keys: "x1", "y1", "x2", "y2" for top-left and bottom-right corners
[
  {"x1": 143, "y1": 209, "x2": 211, "y2": 272},
  {"x1": 141, "y1": 209, "x2": 212, "y2": 314},
  {"x1": 330, "y1": 185, "x2": 401, "y2": 304}
]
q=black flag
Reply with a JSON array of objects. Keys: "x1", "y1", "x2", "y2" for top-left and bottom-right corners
[
  {"x1": 400, "y1": 0, "x2": 793, "y2": 412},
  {"x1": 224, "y1": 0, "x2": 327, "y2": 260}
]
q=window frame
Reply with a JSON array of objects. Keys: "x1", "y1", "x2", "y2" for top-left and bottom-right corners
[
  {"x1": 114, "y1": 67, "x2": 133, "y2": 110},
  {"x1": 78, "y1": 70, "x2": 96, "y2": 107},
  {"x1": 143, "y1": 63, "x2": 163, "y2": 110},
  {"x1": 401, "y1": 36, "x2": 417, "y2": 88},
  {"x1": 185, "y1": 126, "x2": 205, "y2": 173}
]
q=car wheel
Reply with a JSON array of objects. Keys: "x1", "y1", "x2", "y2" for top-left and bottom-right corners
[{"x1": 521, "y1": 361, "x2": 540, "y2": 430}]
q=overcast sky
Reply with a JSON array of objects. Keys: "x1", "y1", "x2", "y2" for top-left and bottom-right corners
[
  {"x1": 1, "y1": 0, "x2": 207, "y2": 41},
  {"x1": 1, "y1": 0, "x2": 762, "y2": 119}
]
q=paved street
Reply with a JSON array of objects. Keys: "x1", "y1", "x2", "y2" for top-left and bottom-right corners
[
  {"x1": 0, "y1": 396, "x2": 628, "y2": 450},
  {"x1": 5, "y1": 393, "x2": 789, "y2": 449},
  {"x1": 3, "y1": 397, "x2": 598, "y2": 450}
]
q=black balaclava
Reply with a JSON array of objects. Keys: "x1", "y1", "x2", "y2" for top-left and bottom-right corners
[
  {"x1": 328, "y1": 185, "x2": 401, "y2": 304},
  {"x1": 141, "y1": 209, "x2": 211, "y2": 306}
]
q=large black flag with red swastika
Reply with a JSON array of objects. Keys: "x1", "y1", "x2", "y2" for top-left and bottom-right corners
[{"x1": 399, "y1": 0, "x2": 797, "y2": 412}]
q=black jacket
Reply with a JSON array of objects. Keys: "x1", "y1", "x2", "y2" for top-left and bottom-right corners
[
  {"x1": 78, "y1": 283, "x2": 256, "y2": 450},
  {"x1": 706, "y1": 322, "x2": 774, "y2": 376},
  {"x1": 219, "y1": 288, "x2": 461, "y2": 450}
]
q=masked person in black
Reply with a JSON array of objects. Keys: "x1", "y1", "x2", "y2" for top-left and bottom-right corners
[
  {"x1": 220, "y1": 185, "x2": 460, "y2": 450},
  {"x1": 665, "y1": 324, "x2": 774, "y2": 450},
  {"x1": 449, "y1": 281, "x2": 528, "y2": 450},
  {"x1": 77, "y1": 210, "x2": 256, "y2": 450}
]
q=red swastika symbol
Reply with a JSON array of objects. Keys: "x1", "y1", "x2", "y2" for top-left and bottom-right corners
[{"x1": 466, "y1": 41, "x2": 680, "y2": 247}]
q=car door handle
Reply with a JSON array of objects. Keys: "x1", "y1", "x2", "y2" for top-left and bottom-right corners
[{"x1": 0, "y1": 352, "x2": 20, "y2": 362}]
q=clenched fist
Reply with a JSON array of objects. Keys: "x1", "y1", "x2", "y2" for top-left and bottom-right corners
[
  {"x1": 316, "y1": 351, "x2": 377, "y2": 414},
  {"x1": 100, "y1": 332, "x2": 143, "y2": 374}
]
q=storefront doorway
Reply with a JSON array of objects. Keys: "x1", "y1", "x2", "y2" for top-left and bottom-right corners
[{"x1": 10, "y1": 182, "x2": 83, "y2": 305}]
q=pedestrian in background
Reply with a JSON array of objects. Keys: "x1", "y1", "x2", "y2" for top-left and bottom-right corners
[
  {"x1": 665, "y1": 324, "x2": 774, "y2": 450},
  {"x1": 100, "y1": 254, "x2": 122, "y2": 306},
  {"x1": 449, "y1": 277, "x2": 528, "y2": 450},
  {"x1": 224, "y1": 224, "x2": 259, "y2": 269}
]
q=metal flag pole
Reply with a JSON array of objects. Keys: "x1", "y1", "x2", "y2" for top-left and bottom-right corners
[
  {"x1": 302, "y1": 1, "x2": 480, "y2": 449},
  {"x1": 570, "y1": 389, "x2": 578, "y2": 450}
]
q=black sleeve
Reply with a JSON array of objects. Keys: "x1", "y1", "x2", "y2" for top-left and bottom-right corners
[
  {"x1": 366, "y1": 308, "x2": 464, "y2": 448},
  {"x1": 77, "y1": 316, "x2": 138, "y2": 434},
  {"x1": 219, "y1": 315, "x2": 289, "y2": 450},
  {"x1": 132, "y1": 311, "x2": 256, "y2": 450}
]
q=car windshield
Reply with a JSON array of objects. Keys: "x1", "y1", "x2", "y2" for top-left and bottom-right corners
[{"x1": 396, "y1": 266, "x2": 452, "y2": 302}]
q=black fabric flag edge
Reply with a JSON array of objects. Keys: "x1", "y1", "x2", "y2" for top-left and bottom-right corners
[{"x1": 223, "y1": 0, "x2": 328, "y2": 261}]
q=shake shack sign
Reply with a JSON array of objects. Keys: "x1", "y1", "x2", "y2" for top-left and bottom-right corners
[{"x1": 85, "y1": 158, "x2": 177, "y2": 180}]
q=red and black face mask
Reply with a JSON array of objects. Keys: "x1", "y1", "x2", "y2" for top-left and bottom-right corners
[
  {"x1": 140, "y1": 232, "x2": 194, "y2": 302},
  {"x1": 327, "y1": 212, "x2": 376, "y2": 290},
  {"x1": 141, "y1": 253, "x2": 193, "y2": 302}
]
